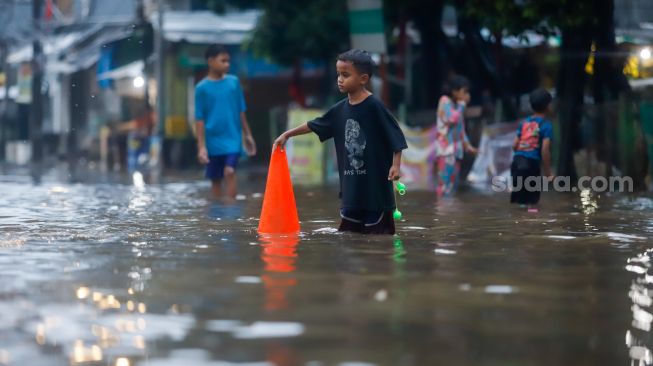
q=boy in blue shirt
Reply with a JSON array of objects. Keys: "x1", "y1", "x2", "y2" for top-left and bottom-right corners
[
  {"x1": 511, "y1": 88, "x2": 554, "y2": 212},
  {"x1": 273, "y1": 49, "x2": 407, "y2": 235},
  {"x1": 195, "y1": 44, "x2": 256, "y2": 200}
]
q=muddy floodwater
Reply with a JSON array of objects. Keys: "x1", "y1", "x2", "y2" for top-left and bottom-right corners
[{"x1": 1, "y1": 172, "x2": 652, "y2": 366}]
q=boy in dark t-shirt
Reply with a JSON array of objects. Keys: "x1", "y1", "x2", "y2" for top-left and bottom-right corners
[{"x1": 273, "y1": 49, "x2": 407, "y2": 235}]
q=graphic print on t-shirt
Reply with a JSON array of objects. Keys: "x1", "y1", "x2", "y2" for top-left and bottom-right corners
[
  {"x1": 345, "y1": 119, "x2": 366, "y2": 170},
  {"x1": 518, "y1": 120, "x2": 540, "y2": 152}
]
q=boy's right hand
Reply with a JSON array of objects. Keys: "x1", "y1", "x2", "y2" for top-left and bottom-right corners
[
  {"x1": 272, "y1": 133, "x2": 288, "y2": 152},
  {"x1": 198, "y1": 147, "x2": 209, "y2": 165}
]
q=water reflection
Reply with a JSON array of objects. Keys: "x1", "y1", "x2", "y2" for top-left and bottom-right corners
[
  {"x1": 259, "y1": 234, "x2": 299, "y2": 312},
  {"x1": 208, "y1": 202, "x2": 243, "y2": 221},
  {"x1": 71, "y1": 340, "x2": 103, "y2": 363},
  {"x1": 390, "y1": 237, "x2": 408, "y2": 336},
  {"x1": 393, "y1": 237, "x2": 406, "y2": 263},
  {"x1": 0, "y1": 350, "x2": 9, "y2": 365},
  {"x1": 580, "y1": 189, "x2": 599, "y2": 232},
  {"x1": 626, "y1": 248, "x2": 653, "y2": 365},
  {"x1": 3, "y1": 178, "x2": 653, "y2": 365}
]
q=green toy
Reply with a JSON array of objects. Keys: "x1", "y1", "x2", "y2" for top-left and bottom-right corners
[
  {"x1": 396, "y1": 181, "x2": 407, "y2": 196},
  {"x1": 393, "y1": 181, "x2": 406, "y2": 221}
]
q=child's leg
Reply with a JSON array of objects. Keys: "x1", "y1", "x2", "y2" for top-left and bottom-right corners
[
  {"x1": 510, "y1": 164, "x2": 523, "y2": 204},
  {"x1": 222, "y1": 153, "x2": 240, "y2": 199},
  {"x1": 525, "y1": 159, "x2": 542, "y2": 206},
  {"x1": 223, "y1": 166, "x2": 237, "y2": 199},
  {"x1": 211, "y1": 180, "x2": 222, "y2": 200},
  {"x1": 205, "y1": 155, "x2": 226, "y2": 200},
  {"x1": 510, "y1": 156, "x2": 529, "y2": 206},
  {"x1": 436, "y1": 157, "x2": 448, "y2": 197},
  {"x1": 437, "y1": 156, "x2": 456, "y2": 197},
  {"x1": 450, "y1": 160, "x2": 462, "y2": 192}
]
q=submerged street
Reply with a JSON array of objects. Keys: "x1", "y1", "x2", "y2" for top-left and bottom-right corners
[{"x1": 0, "y1": 171, "x2": 651, "y2": 366}]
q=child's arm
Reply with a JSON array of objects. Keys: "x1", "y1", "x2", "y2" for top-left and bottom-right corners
[
  {"x1": 272, "y1": 122, "x2": 312, "y2": 151},
  {"x1": 388, "y1": 151, "x2": 402, "y2": 181},
  {"x1": 196, "y1": 120, "x2": 209, "y2": 164},
  {"x1": 541, "y1": 138, "x2": 552, "y2": 177},
  {"x1": 512, "y1": 136, "x2": 520, "y2": 151},
  {"x1": 462, "y1": 125, "x2": 478, "y2": 155},
  {"x1": 194, "y1": 86, "x2": 209, "y2": 164},
  {"x1": 464, "y1": 140, "x2": 478, "y2": 155},
  {"x1": 241, "y1": 112, "x2": 257, "y2": 156}
]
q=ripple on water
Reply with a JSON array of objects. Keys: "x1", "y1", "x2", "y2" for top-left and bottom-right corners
[
  {"x1": 548, "y1": 235, "x2": 576, "y2": 240},
  {"x1": 606, "y1": 232, "x2": 647, "y2": 243},
  {"x1": 484, "y1": 285, "x2": 519, "y2": 294},
  {"x1": 234, "y1": 276, "x2": 262, "y2": 284},
  {"x1": 403, "y1": 226, "x2": 427, "y2": 230},
  {"x1": 138, "y1": 349, "x2": 274, "y2": 366},
  {"x1": 233, "y1": 321, "x2": 305, "y2": 339},
  {"x1": 434, "y1": 248, "x2": 457, "y2": 255},
  {"x1": 204, "y1": 320, "x2": 304, "y2": 339},
  {"x1": 313, "y1": 227, "x2": 339, "y2": 234},
  {"x1": 4, "y1": 179, "x2": 653, "y2": 365}
]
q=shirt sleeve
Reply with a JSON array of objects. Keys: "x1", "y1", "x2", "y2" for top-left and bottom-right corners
[
  {"x1": 542, "y1": 121, "x2": 553, "y2": 140},
  {"x1": 194, "y1": 86, "x2": 205, "y2": 121},
  {"x1": 307, "y1": 106, "x2": 336, "y2": 142},
  {"x1": 377, "y1": 102, "x2": 408, "y2": 152}
]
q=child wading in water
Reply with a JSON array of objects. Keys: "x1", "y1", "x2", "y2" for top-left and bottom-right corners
[
  {"x1": 273, "y1": 49, "x2": 407, "y2": 235},
  {"x1": 195, "y1": 44, "x2": 257, "y2": 200},
  {"x1": 510, "y1": 88, "x2": 554, "y2": 212},
  {"x1": 434, "y1": 76, "x2": 478, "y2": 197}
]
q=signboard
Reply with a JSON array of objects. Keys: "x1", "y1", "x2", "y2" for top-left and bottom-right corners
[
  {"x1": 467, "y1": 121, "x2": 520, "y2": 185},
  {"x1": 286, "y1": 109, "x2": 324, "y2": 185},
  {"x1": 399, "y1": 123, "x2": 438, "y2": 190},
  {"x1": 347, "y1": 0, "x2": 387, "y2": 54},
  {"x1": 16, "y1": 63, "x2": 32, "y2": 104}
]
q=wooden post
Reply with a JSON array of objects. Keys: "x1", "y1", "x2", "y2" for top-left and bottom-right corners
[{"x1": 30, "y1": 0, "x2": 44, "y2": 183}]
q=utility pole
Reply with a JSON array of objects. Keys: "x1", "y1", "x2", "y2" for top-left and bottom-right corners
[
  {"x1": 154, "y1": 0, "x2": 165, "y2": 178},
  {"x1": 138, "y1": 0, "x2": 149, "y2": 110},
  {"x1": 0, "y1": 0, "x2": 13, "y2": 163},
  {"x1": 30, "y1": 0, "x2": 44, "y2": 183},
  {"x1": 0, "y1": 40, "x2": 8, "y2": 162}
]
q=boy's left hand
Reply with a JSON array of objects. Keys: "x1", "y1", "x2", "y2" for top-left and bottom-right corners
[{"x1": 388, "y1": 165, "x2": 401, "y2": 181}]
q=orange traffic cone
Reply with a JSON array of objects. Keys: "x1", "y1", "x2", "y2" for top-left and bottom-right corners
[{"x1": 258, "y1": 147, "x2": 300, "y2": 234}]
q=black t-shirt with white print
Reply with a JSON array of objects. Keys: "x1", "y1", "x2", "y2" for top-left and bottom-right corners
[{"x1": 308, "y1": 95, "x2": 408, "y2": 212}]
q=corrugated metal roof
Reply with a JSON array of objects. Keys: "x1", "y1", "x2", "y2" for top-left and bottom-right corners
[
  {"x1": 154, "y1": 10, "x2": 260, "y2": 44},
  {"x1": 7, "y1": 26, "x2": 100, "y2": 64}
]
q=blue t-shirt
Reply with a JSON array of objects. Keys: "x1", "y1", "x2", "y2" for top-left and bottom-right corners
[
  {"x1": 195, "y1": 75, "x2": 247, "y2": 156},
  {"x1": 514, "y1": 116, "x2": 553, "y2": 161}
]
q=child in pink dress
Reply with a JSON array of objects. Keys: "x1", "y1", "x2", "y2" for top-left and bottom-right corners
[{"x1": 434, "y1": 76, "x2": 478, "y2": 197}]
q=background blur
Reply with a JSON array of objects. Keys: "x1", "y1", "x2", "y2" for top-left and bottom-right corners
[{"x1": 0, "y1": 0, "x2": 652, "y2": 187}]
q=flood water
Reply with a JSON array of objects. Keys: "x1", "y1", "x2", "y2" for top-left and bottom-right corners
[{"x1": 1, "y1": 171, "x2": 653, "y2": 366}]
